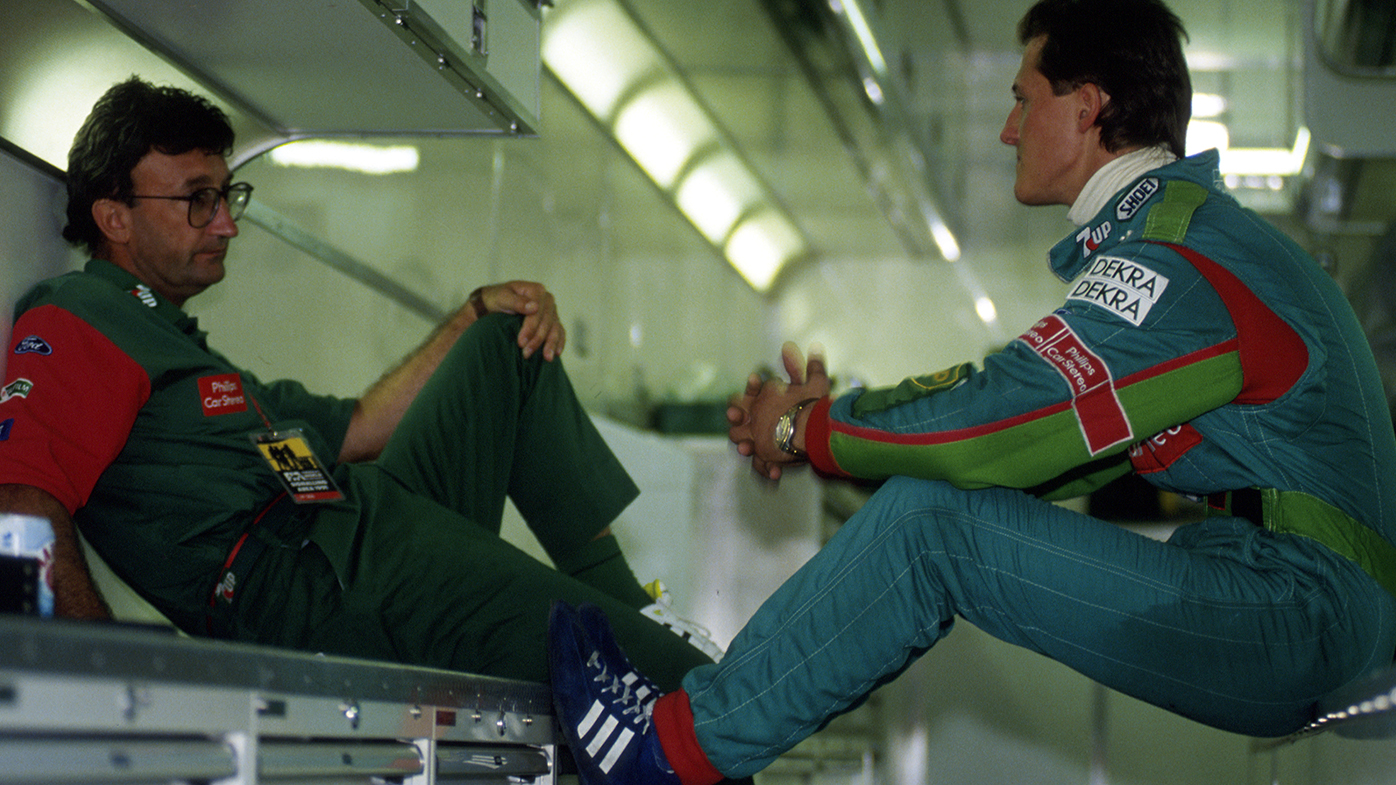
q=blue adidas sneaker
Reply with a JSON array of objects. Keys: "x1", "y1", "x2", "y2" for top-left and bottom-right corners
[
  {"x1": 577, "y1": 603, "x2": 662, "y2": 709},
  {"x1": 549, "y1": 601, "x2": 680, "y2": 785}
]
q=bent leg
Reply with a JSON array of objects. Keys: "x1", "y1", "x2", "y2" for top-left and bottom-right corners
[
  {"x1": 684, "y1": 477, "x2": 1396, "y2": 777},
  {"x1": 243, "y1": 471, "x2": 711, "y2": 687},
  {"x1": 376, "y1": 313, "x2": 639, "y2": 554}
]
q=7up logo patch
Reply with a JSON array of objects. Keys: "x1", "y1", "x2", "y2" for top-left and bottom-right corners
[
  {"x1": 1, "y1": 379, "x2": 33, "y2": 403},
  {"x1": 1075, "y1": 222, "x2": 1112, "y2": 257}
]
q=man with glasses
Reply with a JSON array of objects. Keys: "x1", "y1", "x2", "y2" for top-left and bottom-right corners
[
  {"x1": 131, "y1": 182, "x2": 255, "y2": 228},
  {"x1": 0, "y1": 77, "x2": 718, "y2": 687}
]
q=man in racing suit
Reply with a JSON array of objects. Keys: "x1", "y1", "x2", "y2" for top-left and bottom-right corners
[{"x1": 547, "y1": 0, "x2": 1396, "y2": 782}]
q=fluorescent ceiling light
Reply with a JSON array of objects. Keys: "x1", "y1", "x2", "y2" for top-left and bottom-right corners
[
  {"x1": 928, "y1": 214, "x2": 961, "y2": 262},
  {"x1": 1191, "y1": 93, "x2": 1227, "y2": 119},
  {"x1": 975, "y1": 296, "x2": 997, "y2": 325},
  {"x1": 613, "y1": 83, "x2": 719, "y2": 188},
  {"x1": 862, "y1": 76, "x2": 885, "y2": 106},
  {"x1": 832, "y1": 0, "x2": 889, "y2": 77},
  {"x1": 540, "y1": 0, "x2": 660, "y2": 119},
  {"x1": 726, "y1": 211, "x2": 805, "y2": 292},
  {"x1": 544, "y1": 0, "x2": 808, "y2": 292},
  {"x1": 268, "y1": 141, "x2": 419, "y2": 174},
  {"x1": 676, "y1": 153, "x2": 762, "y2": 243}
]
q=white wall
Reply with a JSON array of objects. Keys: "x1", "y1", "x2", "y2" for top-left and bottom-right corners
[{"x1": 0, "y1": 150, "x2": 79, "y2": 379}]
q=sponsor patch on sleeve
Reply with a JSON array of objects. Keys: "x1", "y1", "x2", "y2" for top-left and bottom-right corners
[
  {"x1": 1017, "y1": 315, "x2": 1133, "y2": 455},
  {"x1": 13, "y1": 335, "x2": 52, "y2": 355},
  {"x1": 1066, "y1": 255, "x2": 1169, "y2": 326},
  {"x1": 851, "y1": 362, "x2": 973, "y2": 417},
  {"x1": 1, "y1": 379, "x2": 34, "y2": 403}
]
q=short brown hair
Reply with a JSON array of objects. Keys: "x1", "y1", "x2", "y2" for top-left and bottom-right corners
[
  {"x1": 1019, "y1": 0, "x2": 1192, "y2": 158},
  {"x1": 64, "y1": 77, "x2": 234, "y2": 256}
]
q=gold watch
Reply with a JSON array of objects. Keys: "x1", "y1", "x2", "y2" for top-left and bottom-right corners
[{"x1": 774, "y1": 398, "x2": 820, "y2": 459}]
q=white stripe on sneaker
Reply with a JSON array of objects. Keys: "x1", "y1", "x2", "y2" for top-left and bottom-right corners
[
  {"x1": 577, "y1": 700, "x2": 604, "y2": 739},
  {"x1": 586, "y1": 714, "x2": 619, "y2": 759},
  {"x1": 599, "y1": 727, "x2": 635, "y2": 773}
]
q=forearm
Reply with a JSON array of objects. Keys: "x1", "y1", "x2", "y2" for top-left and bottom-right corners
[
  {"x1": 338, "y1": 303, "x2": 478, "y2": 462},
  {"x1": 338, "y1": 281, "x2": 566, "y2": 463},
  {"x1": 0, "y1": 484, "x2": 111, "y2": 620}
]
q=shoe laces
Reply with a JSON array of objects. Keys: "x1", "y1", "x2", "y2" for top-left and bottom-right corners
[{"x1": 587, "y1": 651, "x2": 653, "y2": 729}]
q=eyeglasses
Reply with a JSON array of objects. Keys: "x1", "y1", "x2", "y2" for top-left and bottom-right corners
[{"x1": 129, "y1": 182, "x2": 254, "y2": 228}]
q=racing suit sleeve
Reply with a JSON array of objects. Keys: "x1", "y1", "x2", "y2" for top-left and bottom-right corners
[
  {"x1": 0, "y1": 304, "x2": 151, "y2": 513},
  {"x1": 804, "y1": 243, "x2": 1260, "y2": 497}
]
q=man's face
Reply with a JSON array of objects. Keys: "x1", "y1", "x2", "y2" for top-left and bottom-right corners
[
  {"x1": 115, "y1": 149, "x2": 238, "y2": 306},
  {"x1": 1000, "y1": 36, "x2": 1094, "y2": 207}
]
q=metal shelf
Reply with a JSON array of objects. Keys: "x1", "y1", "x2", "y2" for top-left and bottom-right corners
[
  {"x1": 0, "y1": 617, "x2": 558, "y2": 784},
  {"x1": 80, "y1": 0, "x2": 540, "y2": 138}
]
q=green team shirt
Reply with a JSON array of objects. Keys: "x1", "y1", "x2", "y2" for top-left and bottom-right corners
[{"x1": 1, "y1": 259, "x2": 355, "y2": 632}]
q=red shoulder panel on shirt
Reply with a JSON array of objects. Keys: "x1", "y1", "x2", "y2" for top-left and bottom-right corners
[{"x1": 1, "y1": 304, "x2": 151, "y2": 512}]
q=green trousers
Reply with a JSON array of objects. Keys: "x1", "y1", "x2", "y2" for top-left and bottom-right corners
[{"x1": 232, "y1": 314, "x2": 711, "y2": 687}]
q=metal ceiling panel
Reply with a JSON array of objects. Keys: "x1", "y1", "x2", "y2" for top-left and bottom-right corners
[{"x1": 81, "y1": 0, "x2": 539, "y2": 139}]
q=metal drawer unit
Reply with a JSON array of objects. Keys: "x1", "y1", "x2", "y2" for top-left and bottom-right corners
[{"x1": 0, "y1": 616, "x2": 557, "y2": 784}]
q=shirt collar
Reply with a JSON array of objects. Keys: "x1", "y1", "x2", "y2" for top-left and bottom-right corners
[
  {"x1": 84, "y1": 258, "x2": 206, "y2": 341},
  {"x1": 1047, "y1": 150, "x2": 1223, "y2": 282},
  {"x1": 1067, "y1": 146, "x2": 1178, "y2": 226}
]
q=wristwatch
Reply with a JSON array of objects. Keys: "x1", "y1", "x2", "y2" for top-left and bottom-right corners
[
  {"x1": 467, "y1": 287, "x2": 488, "y2": 319},
  {"x1": 774, "y1": 398, "x2": 820, "y2": 459}
]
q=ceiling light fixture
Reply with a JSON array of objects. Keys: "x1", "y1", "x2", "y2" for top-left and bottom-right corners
[
  {"x1": 268, "y1": 140, "x2": 420, "y2": 174},
  {"x1": 1186, "y1": 120, "x2": 1311, "y2": 177},
  {"x1": 542, "y1": 0, "x2": 808, "y2": 293},
  {"x1": 822, "y1": 0, "x2": 961, "y2": 263},
  {"x1": 1191, "y1": 93, "x2": 1228, "y2": 119},
  {"x1": 974, "y1": 296, "x2": 997, "y2": 325},
  {"x1": 832, "y1": 0, "x2": 889, "y2": 78}
]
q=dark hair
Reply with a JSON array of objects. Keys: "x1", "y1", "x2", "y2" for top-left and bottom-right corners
[
  {"x1": 63, "y1": 77, "x2": 235, "y2": 255},
  {"x1": 1018, "y1": 0, "x2": 1191, "y2": 158}
]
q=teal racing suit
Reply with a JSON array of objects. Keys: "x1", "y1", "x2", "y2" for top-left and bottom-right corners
[{"x1": 678, "y1": 151, "x2": 1396, "y2": 774}]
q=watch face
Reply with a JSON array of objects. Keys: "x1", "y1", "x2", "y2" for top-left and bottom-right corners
[{"x1": 775, "y1": 399, "x2": 814, "y2": 457}]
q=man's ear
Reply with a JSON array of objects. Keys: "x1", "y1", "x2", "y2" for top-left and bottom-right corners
[
  {"x1": 1077, "y1": 83, "x2": 1109, "y2": 132},
  {"x1": 91, "y1": 198, "x2": 132, "y2": 245}
]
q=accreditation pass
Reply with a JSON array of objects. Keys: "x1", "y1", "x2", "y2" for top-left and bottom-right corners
[{"x1": 251, "y1": 428, "x2": 345, "y2": 503}]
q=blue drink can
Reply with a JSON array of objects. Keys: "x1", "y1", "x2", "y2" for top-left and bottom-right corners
[{"x1": 1, "y1": 514, "x2": 55, "y2": 616}]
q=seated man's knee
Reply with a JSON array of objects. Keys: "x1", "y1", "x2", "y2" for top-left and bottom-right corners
[
  {"x1": 456, "y1": 313, "x2": 528, "y2": 360},
  {"x1": 471, "y1": 312, "x2": 524, "y2": 340}
]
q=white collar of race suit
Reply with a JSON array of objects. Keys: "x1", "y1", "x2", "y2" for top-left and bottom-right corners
[{"x1": 1068, "y1": 146, "x2": 1178, "y2": 227}]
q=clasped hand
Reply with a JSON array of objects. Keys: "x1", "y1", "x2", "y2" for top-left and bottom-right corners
[
  {"x1": 472, "y1": 280, "x2": 566, "y2": 361},
  {"x1": 727, "y1": 342, "x2": 830, "y2": 481}
]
